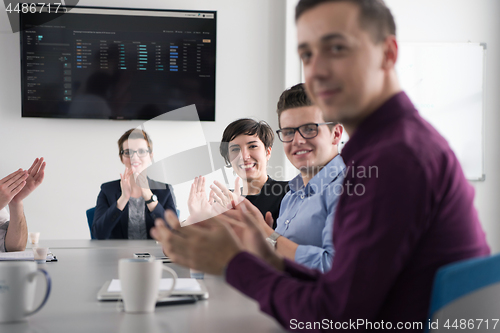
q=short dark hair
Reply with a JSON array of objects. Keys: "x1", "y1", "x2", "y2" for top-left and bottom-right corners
[
  {"x1": 295, "y1": 0, "x2": 396, "y2": 43},
  {"x1": 220, "y1": 119, "x2": 274, "y2": 167},
  {"x1": 276, "y1": 83, "x2": 313, "y2": 126},
  {"x1": 277, "y1": 83, "x2": 339, "y2": 130},
  {"x1": 118, "y1": 128, "x2": 153, "y2": 162}
]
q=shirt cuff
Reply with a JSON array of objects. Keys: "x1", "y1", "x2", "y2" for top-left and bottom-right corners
[{"x1": 294, "y1": 245, "x2": 332, "y2": 273}]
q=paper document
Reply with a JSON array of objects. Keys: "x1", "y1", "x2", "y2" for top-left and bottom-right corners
[
  {"x1": 0, "y1": 250, "x2": 34, "y2": 261},
  {"x1": 108, "y1": 278, "x2": 202, "y2": 293}
]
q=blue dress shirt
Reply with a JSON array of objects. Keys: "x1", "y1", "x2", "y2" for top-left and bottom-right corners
[{"x1": 275, "y1": 154, "x2": 345, "y2": 272}]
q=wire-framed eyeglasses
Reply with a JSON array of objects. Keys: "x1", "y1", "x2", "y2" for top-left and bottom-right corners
[
  {"x1": 276, "y1": 122, "x2": 334, "y2": 143},
  {"x1": 120, "y1": 148, "x2": 150, "y2": 158}
]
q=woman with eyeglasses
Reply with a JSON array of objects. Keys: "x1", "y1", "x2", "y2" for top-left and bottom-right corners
[{"x1": 92, "y1": 129, "x2": 176, "y2": 239}]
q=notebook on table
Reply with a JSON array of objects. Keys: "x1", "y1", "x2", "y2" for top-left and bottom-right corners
[{"x1": 97, "y1": 278, "x2": 209, "y2": 301}]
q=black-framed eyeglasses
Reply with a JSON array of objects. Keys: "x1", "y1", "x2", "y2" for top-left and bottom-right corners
[
  {"x1": 276, "y1": 122, "x2": 334, "y2": 143},
  {"x1": 120, "y1": 148, "x2": 150, "y2": 158}
]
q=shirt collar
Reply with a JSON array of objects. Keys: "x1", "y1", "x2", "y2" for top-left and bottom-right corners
[{"x1": 288, "y1": 154, "x2": 346, "y2": 194}]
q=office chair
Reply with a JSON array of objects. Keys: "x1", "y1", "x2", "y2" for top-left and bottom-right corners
[
  {"x1": 86, "y1": 207, "x2": 96, "y2": 240},
  {"x1": 426, "y1": 253, "x2": 500, "y2": 332}
]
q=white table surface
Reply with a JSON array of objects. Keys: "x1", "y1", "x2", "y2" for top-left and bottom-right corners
[{"x1": 1, "y1": 240, "x2": 286, "y2": 333}]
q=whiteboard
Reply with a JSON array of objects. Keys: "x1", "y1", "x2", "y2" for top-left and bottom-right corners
[{"x1": 396, "y1": 43, "x2": 486, "y2": 180}]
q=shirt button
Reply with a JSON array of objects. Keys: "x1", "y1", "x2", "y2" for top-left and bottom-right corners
[
  {"x1": 285, "y1": 220, "x2": 290, "y2": 224},
  {"x1": 300, "y1": 195, "x2": 305, "y2": 199}
]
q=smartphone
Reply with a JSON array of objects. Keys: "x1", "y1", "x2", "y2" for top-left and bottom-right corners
[
  {"x1": 156, "y1": 295, "x2": 197, "y2": 306},
  {"x1": 156, "y1": 256, "x2": 172, "y2": 263},
  {"x1": 133, "y1": 252, "x2": 151, "y2": 258}
]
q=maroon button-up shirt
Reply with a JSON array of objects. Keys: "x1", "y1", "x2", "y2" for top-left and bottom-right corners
[{"x1": 225, "y1": 92, "x2": 489, "y2": 332}]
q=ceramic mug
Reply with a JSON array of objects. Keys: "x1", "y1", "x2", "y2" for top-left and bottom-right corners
[
  {"x1": 0, "y1": 261, "x2": 51, "y2": 323},
  {"x1": 118, "y1": 258, "x2": 177, "y2": 313}
]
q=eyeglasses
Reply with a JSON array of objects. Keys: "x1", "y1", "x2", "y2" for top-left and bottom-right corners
[
  {"x1": 276, "y1": 122, "x2": 334, "y2": 143},
  {"x1": 120, "y1": 148, "x2": 150, "y2": 158}
]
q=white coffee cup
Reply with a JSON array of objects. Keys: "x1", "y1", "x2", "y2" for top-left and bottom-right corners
[
  {"x1": 118, "y1": 258, "x2": 177, "y2": 313},
  {"x1": 32, "y1": 247, "x2": 49, "y2": 264},
  {"x1": 0, "y1": 261, "x2": 51, "y2": 323},
  {"x1": 28, "y1": 232, "x2": 40, "y2": 245}
]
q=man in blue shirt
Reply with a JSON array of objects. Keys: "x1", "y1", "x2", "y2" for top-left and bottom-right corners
[{"x1": 262, "y1": 83, "x2": 345, "y2": 272}]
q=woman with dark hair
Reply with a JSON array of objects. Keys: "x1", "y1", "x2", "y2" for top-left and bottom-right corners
[
  {"x1": 92, "y1": 128, "x2": 176, "y2": 239},
  {"x1": 216, "y1": 118, "x2": 288, "y2": 227},
  {"x1": 187, "y1": 119, "x2": 288, "y2": 228}
]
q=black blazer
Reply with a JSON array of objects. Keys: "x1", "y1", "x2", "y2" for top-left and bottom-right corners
[{"x1": 92, "y1": 178, "x2": 176, "y2": 239}]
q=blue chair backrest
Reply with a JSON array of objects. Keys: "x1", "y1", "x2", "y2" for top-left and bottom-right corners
[
  {"x1": 426, "y1": 253, "x2": 500, "y2": 332},
  {"x1": 86, "y1": 207, "x2": 96, "y2": 239}
]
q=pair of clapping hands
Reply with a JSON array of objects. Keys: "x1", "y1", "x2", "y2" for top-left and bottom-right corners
[
  {"x1": 0, "y1": 158, "x2": 46, "y2": 210},
  {"x1": 119, "y1": 167, "x2": 151, "y2": 199},
  {"x1": 185, "y1": 176, "x2": 243, "y2": 225},
  {"x1": 150, "y1": 176, "x2": 283, "y2": 275}
]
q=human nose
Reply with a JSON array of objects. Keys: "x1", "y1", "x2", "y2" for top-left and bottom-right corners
[
  {"x1": 292, "y1": 130, "x2": 306, "y2": 145},
  {"x1": 240, "y1": 147, "x2": 251, "y2": 160},
  {"x1": 305, "y1": 52, "x2": 330, "y2": 83}
]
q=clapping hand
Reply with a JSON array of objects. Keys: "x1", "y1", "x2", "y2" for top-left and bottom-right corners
[
  {"x1": 216, "y1": 199, "x2": 283, "y2": 269},
  {"x1": 119, "y1": 167, "x2": 133, "y2": 199},
  {"x1": 186, "y1": 176, "x2": 224, "y2": 225},
  {"x1": 0, "y1": 170, "x2": 28, "y2": 209},
  {"x1": 10, "y1": 158, "x2": 46, "y2": 205},
  {"x1": 134, "y1": 170, "x2": 152, "y2": 199},
  {"x1": 209, "y1": 177, "x2": 244, "y2": 210},
  {"x1": 151, "y1": 210, "x2": 243, "y2": 275}
]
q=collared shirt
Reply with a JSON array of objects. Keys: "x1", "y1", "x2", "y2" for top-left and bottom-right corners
[
  {"x1": 275, "y1": 154, "x2": 345, "y2": 272},
  {"x1": 0, "y1": 207, "x2": 10, "y2": 252},
  {"x1": 225, "y1": 92, "x2": 490, "y2": 332}
]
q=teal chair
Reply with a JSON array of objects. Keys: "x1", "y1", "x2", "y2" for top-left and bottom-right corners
[
  {"x1": 86, "y1": 207, "x2": 96, "y2": 239},
  {"x1": 426, "y1": 253, "x2": 500, "y2": 332}
]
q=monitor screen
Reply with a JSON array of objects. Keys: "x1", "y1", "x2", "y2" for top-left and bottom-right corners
[{"x1": 20, "y1": 6, "x2": 217, "y2": 121}]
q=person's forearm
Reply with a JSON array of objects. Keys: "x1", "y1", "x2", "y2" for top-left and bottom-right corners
[
  {"x1": 262, "y1": 250, "x2": 285, "y2": 271},
  {"x1": 5, "y1": 202, "x2": 27, "y2": 252},
  {"x1": 275, "y1": 237, "x2": 298, "y2": 261},
  {"x1": 146, "y1": 201, "x2": 158, "y2": 212},
  {"x1": 263, "y1": 224, "x2": 298, "y2": 262},
  {"x1": 117, "y1": 195, "x2": 129, "y2": 211}
]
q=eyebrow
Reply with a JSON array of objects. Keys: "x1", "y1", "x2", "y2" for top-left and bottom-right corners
[
  {"x1": 229, "y1": 141, "x2": 258, "y2": 149},
  {"x1": 298, "y1": 33, "x2": 347, "y2": 50}
]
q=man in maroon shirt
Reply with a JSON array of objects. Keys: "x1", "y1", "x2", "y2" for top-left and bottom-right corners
[{"x1": 151, "y1": 0, "x2": 490, "y2": 331}]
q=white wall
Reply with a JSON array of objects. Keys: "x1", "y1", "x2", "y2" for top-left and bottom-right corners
[
  {"x1": 383, "y1": 0, "x2": 500, "y2": 252},
  {"x1": 0, "y1": 0, "x2": 287, "y2": 239}
]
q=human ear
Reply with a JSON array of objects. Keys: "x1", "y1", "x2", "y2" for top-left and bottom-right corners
[
  {"x1": 382, "y1": 35, "x2": 398, "y2": 70},
  {"x1": 332, "y1": 124, "x2": 343, "y2": 145},
  {"x1": 266, "y1": 147, "x2": 272, "y2": 160}
]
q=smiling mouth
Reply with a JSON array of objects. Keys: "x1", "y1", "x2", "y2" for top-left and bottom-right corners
[
  {"x1": 294, "y1": 150, "x2": 312, "y2": 156},
  {"x1": 239, "y1": 163, "x2": 256, "y2": 170},
  {"x1": 317, "y1": 88, "x2": 341, "y2": 99}
]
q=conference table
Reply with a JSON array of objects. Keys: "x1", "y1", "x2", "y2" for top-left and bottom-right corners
[{"x1": 1, "y1": 240, "x2": 287, "y2": 333}]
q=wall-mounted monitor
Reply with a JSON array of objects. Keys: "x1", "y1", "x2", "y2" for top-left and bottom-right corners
[{"x1": 20, "y1": 6, "x2": 217, "y2": 121}]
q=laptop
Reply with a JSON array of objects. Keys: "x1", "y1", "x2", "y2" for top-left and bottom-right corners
[{"x1": 97, "y1": 278, "x2": 209, "y2": 302}]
